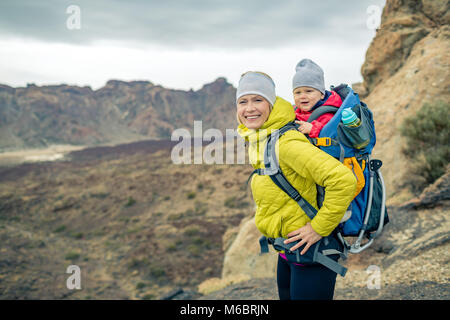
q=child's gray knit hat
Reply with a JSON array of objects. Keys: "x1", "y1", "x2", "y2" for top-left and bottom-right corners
[
  {"x1": 236, "y1": 72, "x2": 276, "y2": 106},
  {"x1": 292, "y1": 59, "x2": 325, "y2": 94}
]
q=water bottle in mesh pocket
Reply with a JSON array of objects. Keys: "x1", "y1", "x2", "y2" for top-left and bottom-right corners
[{"x1": 337, "y1": 104, "x2": 373, "y2": 149}]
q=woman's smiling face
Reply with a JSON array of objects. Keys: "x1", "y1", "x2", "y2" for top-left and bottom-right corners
[{"x1": 237, "y1": 94, "x2": 271, "y2": 129}]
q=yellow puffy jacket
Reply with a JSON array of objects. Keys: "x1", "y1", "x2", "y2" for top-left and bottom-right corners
[{"x1": 238, "y1": 97, "x2": 357, "y2": 238}]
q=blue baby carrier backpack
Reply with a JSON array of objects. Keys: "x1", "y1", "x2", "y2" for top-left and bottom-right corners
[
  {"x1": 255, "y1": 84, "x2": 389, "y2": 276},
  {"x1": 306, "y1": 84, "x2": 389, "y2": 248}
]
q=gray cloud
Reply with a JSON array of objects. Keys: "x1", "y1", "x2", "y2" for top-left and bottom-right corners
[{"x1": 0, "y1": 0, "x2": 385, "y2": 49}]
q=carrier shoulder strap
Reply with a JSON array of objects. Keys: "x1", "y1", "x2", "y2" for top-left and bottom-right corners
[
  {"x1": 262, "y1": 122, "x2": 318, "y2": 221},
  {"x1": 307, "y1": 105, "x2": 340, "y2": 123}
]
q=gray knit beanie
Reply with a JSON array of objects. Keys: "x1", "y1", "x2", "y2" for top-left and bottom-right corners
[
  {"x1": 236, "y1": 71, "x2": 276, "y2": 106},
  {"x1": 292, "y1": 59, "x2": 325, "y2": 94}
]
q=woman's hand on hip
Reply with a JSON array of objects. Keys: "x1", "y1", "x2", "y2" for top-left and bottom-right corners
[{"x1": 283, "y1": 222, "x2": 322, "y2": 255}]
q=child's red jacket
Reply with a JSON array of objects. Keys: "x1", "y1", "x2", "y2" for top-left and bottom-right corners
[{"x1": 294, "y1": 90, "x2": 342, "y2": 138}]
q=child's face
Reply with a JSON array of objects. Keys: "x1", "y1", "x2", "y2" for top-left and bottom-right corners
[
  {"x1": 293, "y1": 87, "x2": 325, "y2": 111},
  {"x1": 236, "y1": 94, "x2": 271, "y2": 129}
]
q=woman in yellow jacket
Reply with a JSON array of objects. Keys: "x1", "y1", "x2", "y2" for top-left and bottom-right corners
[{"x1": 236, "y1": 71, "x2": 357, "y2": 300}]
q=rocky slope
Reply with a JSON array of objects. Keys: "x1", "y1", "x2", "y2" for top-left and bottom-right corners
[
  {"x1": 358, "y1": 0, "x2": 450, "y2": 202},
  {"x1": 0, "y1": 140, "x2": 253, "y2": 299},
  {"x1": 0, "y1": 78, "x2": 236, "y2": 151}
]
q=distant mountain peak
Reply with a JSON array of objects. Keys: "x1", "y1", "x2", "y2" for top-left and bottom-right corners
[
  {"x1": 199, "y1": 77, "x2": 234, "y2": 94},
  {"x1": 105, "y1": 79, "x2": 154, "y2": 88},
  {"x1": 0, "y1": 76, "x2": 236, "y2": 150}
]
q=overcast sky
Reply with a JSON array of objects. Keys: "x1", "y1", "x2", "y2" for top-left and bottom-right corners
[{"x1": 0, "y1": 0, "x2": 385, "y2": 103}]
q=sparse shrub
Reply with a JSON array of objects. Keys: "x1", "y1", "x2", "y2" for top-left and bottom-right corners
[
  {"x1": 65, "y1": 252, "x2": 80, "y2": 260},
  {"x1": 136, "y1": 282, "x2": 146, "y2": 290},
  {"x1": 124, "y1": 196, "x2": 136, "y2": 207},
  {"x1": 183, "y1": 226, "x2": 200, "y2": 236},
  {"x1": 187, "y1": 244, "x2": 201, "y2": 256},
  {"x1": 192, "y1": 237, "x2": 212, "y2": 249},
  {"x1": 54, "y1": 225, "x2": 67, "y2": 233},
  {"x1": 128, "y1": 258, "x2": 140, "y2": 269},
  {"x1": 71, "y1": 232, "x2": 84, "y2": 239},
  {"x1": 149, "y1": 265, "x2": 166, "y2": 278},
  {"x1": 142, "y1": 294, "x2": 154, "y2": 300},
  {"x1": 166, "y1": 242, "x2": 178, "y2": 252},
  {"x1": 90, "y1": 192, "x2": 109, "y2": 199},
  {"x1": 187, "y1": 192, "x2": 196, "y2": 199},
  {"x1": 224, "y1": 196, "x2": 249, "y2": 209},
  {"x1": 400, "y1": 101, "x2": 449, "y2": 193},
  {"x1": 168, "y1": 212, "x2": 184, "y2": 221},
  {"x1": 128, "y1": 257, "x2": 149, "y2": 270}
]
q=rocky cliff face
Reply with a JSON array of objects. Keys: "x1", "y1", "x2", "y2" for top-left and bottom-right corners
[
  {"x1": 361, "y1": 0, "x2": 449, "y2": 92},
  {"x1": 0, "y1": 78, "x2": 236, "y2": 151},
  {"x1": 359, "y1": 0, "x2": 450, "y2": 202}
]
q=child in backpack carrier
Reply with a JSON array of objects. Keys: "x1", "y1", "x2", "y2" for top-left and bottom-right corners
[{"x1": 292, "y1": 59, "x2": 342, "y2": 137}]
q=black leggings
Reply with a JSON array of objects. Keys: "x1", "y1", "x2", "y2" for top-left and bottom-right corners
[{"x1": 277, "y1": 255, "x2": 338, "y2": 300}]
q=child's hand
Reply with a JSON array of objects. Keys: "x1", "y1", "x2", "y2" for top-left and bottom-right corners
[{"x1": 295, "y1": 120, "x2": 313, "y2": 134}]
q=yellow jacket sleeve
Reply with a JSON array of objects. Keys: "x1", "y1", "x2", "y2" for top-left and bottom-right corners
[{"x1": 279, "y1": 133, "x2": 357, "y2": 236}]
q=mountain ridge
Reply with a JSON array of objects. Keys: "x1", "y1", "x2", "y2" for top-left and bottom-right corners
[{"x1": 0, "y1": 77, "x2": 237, "y2": 151}]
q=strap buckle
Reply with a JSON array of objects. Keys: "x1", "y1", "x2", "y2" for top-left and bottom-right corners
[{"x1": 315, "y1": 137, "x2": 332, "y2": 147}]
